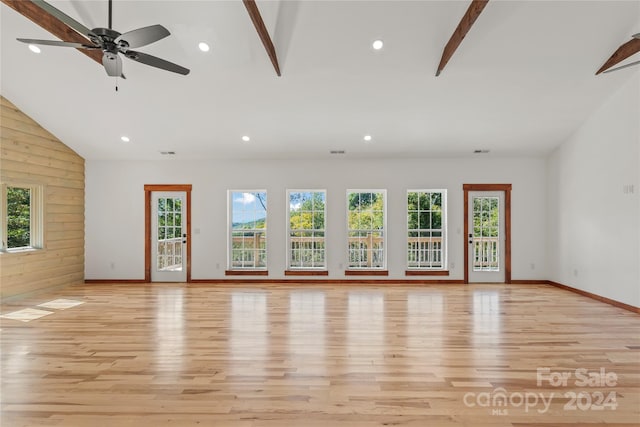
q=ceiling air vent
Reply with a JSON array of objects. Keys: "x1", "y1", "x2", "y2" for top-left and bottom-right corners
[
  {"x1": 473, "y1": 149, "x2": 490, "y2": 154},
  {"x1": 330, "y1": 150, "x2": 346, "y2": 155},
  {"x1": 160, "y1": 151, "x2": 176, "y2": 155}
]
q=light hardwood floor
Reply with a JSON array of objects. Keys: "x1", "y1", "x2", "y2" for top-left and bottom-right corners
[{"x1": 1, "y1": 283, "x2": 639, "y2": 426}]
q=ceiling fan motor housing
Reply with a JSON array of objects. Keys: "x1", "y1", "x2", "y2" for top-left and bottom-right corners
[{"x1": 89, "y1": 27, "x2": 124, "y2": 52}]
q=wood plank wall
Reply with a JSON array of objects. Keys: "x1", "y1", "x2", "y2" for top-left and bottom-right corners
[{"x1": 0, "y1": 97, "x2": 85, "y2": 300}]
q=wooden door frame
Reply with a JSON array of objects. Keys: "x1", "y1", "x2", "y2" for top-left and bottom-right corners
[
  {"x1": 463, "y1": 184, "x2": 512, "y2": 284},
  {"x1": 144, "y1": 184, "x2": 192, "y2": 283}
]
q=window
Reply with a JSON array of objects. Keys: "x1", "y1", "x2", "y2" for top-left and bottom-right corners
[
  {"x1": 228, "y1": 191, "x2": 267, "y2": 269},
  {"x1": 407, "y1": 190, "x2": 446, "y2": 269},
  {"x1": 287, "y1": 190, "x2": 326, "y2": 269},
  {"x1": 1, "y1": 184, "x2": 44, "y2": 252},
  {"x1": 347, "y1": 190, "x2": 386, "y2": 269}
]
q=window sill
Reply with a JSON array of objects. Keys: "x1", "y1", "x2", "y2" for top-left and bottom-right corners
[
  {"x1": 285, "y1": 270, "x2": 329, "y2": 276},
  {"x1": 405, "y1": 270, "x2": 450, "y2": 276},
  {"x1": 345, "y1": 270, "x2": 389, "y2": 276},
  {"x1": 225, "y1": 270, "x2": 268, "y2": 276},
  {"x1": 1, "y1": 247, "x2": 42, "y2": 255}
]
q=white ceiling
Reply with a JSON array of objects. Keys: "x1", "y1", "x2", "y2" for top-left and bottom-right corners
[{"x1": 1, "y1": 0, "x2": 639, "y2": 160}]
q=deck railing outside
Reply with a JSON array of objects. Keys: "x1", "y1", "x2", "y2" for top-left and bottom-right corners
[
  {"x1": 159, "y1": 235, "x2": 496, "y2": 271},
  {"x1": 472, "y1": 237, "x2": 499, "y2": 270},
  {"x1": 157, "y1": 237, "x2": 183, "y2": 271},
  {"x1": 407, "y1": 237, "x2": 443, "y2": 268}
]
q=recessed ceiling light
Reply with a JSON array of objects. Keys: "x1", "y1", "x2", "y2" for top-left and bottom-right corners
[
  {"x1": 242, "y1": 135, "x2": 250, "y2": 142},
  {"x1": 198, "y1": 42, "x2": 210, "y2": 52},
  {"x1": 372, "y1": 39, "x2": 384, "y2": 50},
  {"x1": 364, "y1": 135, "x2": 372, "y2": 142},
  {"x1": 120, "y1": 136, "x2": 130, "y2": 142},
  {"x1": 28, "y1": 44, "x2": 41, "y2": 54}
]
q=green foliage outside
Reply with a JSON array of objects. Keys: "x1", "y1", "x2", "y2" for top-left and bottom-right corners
[
  {"x1": 473, "y1": 197, "x2": 499, "y2": 237},
  {"x1": 157, "y1": 197, "x2": 182, "y2": 239},
  {"x1": 232, "y1": 218, "x2": 266, "y2": 230},
  {"x1": 407, "y1": 191, "x2": 442, "y2": 233},
  {"x1": 348, "y1": 192, "x2": 384, "y2": 230},
  {"x1": 289, "y1": 192, "x2": 325, "y2": 231},
  {"x1": 7, "y1": 187, "x2": 31, "y2": 248}
]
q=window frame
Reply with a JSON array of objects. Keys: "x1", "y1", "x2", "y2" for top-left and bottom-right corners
[
  {"x1": 227, "y1": 190, "x2": 268, "y2": 270},
  {"x1": 345, "y1": 189, "x2": 387, "y2": 270},
  {"x1": 286, "y1": 189, "x2": 327, "y2": 270},
  {"x1": 406, "y1": 189, "x2": 447, "y2": 270},
  {"x1": 0, "y1": 182, "x2": 44, "y2": 253}
]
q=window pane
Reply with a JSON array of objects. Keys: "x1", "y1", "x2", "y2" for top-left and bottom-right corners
[
  {"x1": 432, "y1": 211, "x2": 442, "y2": 229},
  {"x1": 288, "y1": 190, "x2": 326, "y2": 269},
  {"x1": 347, "y1": 191, "x2": 385, "y2": 269},
  {"x1": 7, "y1": 187, "x2": 31, "y2": 249},
  {"x1": 407, "y1": 190, "x2": 446, "y2": 270},
  {"x1": 230, "y1": 191, "x2": 267, "y2": 269}
]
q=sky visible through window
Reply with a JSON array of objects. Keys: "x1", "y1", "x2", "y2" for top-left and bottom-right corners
[{"x1": 231, "y1": 192, "x2": 266, "y2": 227}]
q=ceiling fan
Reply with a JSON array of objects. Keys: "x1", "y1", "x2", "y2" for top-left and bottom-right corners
[{"x1": 16, "y1": 0, "x2": 189, "y2": 77}]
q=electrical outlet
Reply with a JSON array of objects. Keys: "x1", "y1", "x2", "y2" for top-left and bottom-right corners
[
  {"x1": 450, "y1": 262, "x2": 455, "y2": 270},
  {"x1": 530, "y1": 263, "x2": 535, "y2": 270},
  {"x1": 110, "y1": 262, "x2": 115, "y2": 270}
]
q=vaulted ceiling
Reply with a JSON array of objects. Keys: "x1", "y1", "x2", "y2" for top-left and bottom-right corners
[{"x1": 1, "y1": 0, "x2": 638, "y2": 160}]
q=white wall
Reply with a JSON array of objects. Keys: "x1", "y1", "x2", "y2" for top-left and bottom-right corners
[
  {"x1": 547, "y1": 72, "x2": 640, "y2": 307},
  {"x1": 85, "y1": 157, "x2": 547, "y2": 281}
]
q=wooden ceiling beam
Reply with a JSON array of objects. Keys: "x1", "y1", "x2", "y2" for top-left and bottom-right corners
[
  {"x1": 243, "y1": 0, "x2": 281, "y2": 76},
  {"x1": 436, "y1": 0, "x2": 489, "y2": 76},
  {"x1": 1, "y1": 0, "x2": 103, "y2": 64},
  {"x1": 596, "y1": 36, "x2": 640, "y2": 75}
]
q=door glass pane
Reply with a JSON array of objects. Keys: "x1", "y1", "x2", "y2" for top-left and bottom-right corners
[
  {"x1": 157, "y1": 196, "x2": 183, "y2": 272},
  {"x1": 472, "y1": 196, "x2": 499, "y2": 271}
]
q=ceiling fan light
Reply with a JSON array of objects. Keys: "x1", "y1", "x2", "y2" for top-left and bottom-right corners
[{"x1": 28, "y1": 44, "x2": 41, "y2": 54}]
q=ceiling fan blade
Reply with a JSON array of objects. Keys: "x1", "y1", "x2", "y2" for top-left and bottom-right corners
[
  {"x1": 124, "y1": 50, "x2": 190, "y2": 75},
  {"x1": 3, "y1": 0, "x2": 103, "y2": 64},
  {"x1": 602, "y1": 59, "x2": 640, "y2": 73},
  {"x1": 116, "y1": 25, "x2": 170, "y2": 49},
  {"x1": 17, "y1": 38, "x2": 98, "y2": 49},
  {"x1": 30, "y1": 0, "x2": 93, "y2": 38},
  {"x1": 102, "y1": 52, "x2": 123, "y2": 77}
]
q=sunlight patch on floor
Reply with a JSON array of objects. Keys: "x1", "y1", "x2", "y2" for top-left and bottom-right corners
[
  {"x1": 38, "y1": 299, "x2": 84, "y2": 310},
  {"x1": 1, "y1": 308, "x2": 53, "y2": 322}
]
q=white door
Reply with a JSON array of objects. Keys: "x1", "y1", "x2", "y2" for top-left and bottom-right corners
[
  {"x1": 151, "y1": 191, "x2": 187, "y2": 282},
  {"x1": 468, "y1": 191, "x2": 505, "y2": 283}
]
